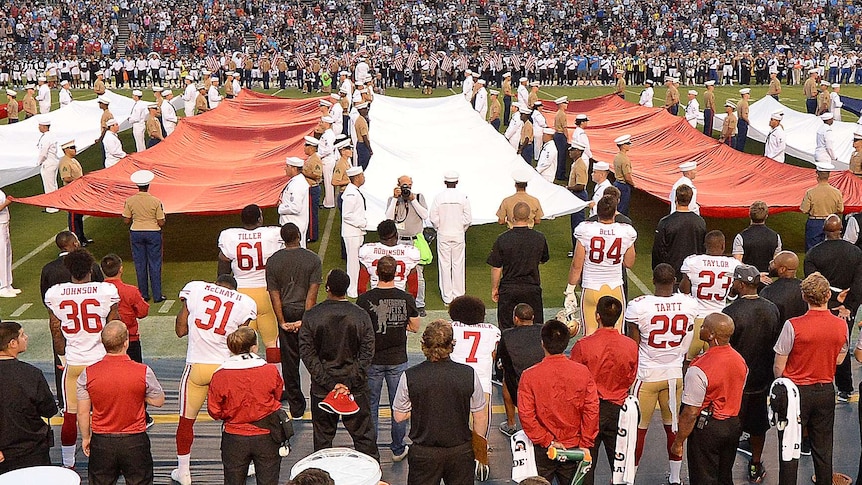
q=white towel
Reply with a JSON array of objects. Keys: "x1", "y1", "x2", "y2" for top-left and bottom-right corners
[
  {"x1": 613, "y1": 395, "x2": 641, "y2": 485},
  {"x1": 668, "y1": 378, "x2": 679, "y2": 432},
  {"x1": 510, "y1": 430, "x2": 539, "y2": 482},
  {"x1": 769, "y1": 378, "x2": 801, "y2": 462}
]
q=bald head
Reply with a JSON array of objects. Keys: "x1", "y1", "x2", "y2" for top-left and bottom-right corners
[
  {"x1": 771, "y1": 251, "x2": 798, "y2": 279},
  {"x1": 101, "y1": 320, "x2": 129, "y2": 354},
  {"x1": 702, "y1": 312, "x2": 734, "y2": 345},
  {"x1": 512, "y1": 202, "x2": 531, "y2": 223},
  {"x1": 824, "y1": 214, "x2": 842, "y2": 238}
]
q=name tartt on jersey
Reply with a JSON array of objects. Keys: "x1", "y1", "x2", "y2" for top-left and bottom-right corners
[
  {"x1": 203, "y1": 284, "x2": 243, "y2": 300},
  {"x1": 60, "y1": 286, "x2": 101, "y2": 295},
  {"x1": 654, "y1": 301, "x2": 684, "y2": 312}
]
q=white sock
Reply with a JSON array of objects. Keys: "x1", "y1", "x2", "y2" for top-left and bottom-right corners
[
  {"x1": 61, "y1": 445, "x2": 76, "y2": 467},
  {"x1": 177, "y1": 454, "x2": 191, "y2": 475},
  {"x1": 669, "y1": 459, "x2": 682, "y2": 483}
]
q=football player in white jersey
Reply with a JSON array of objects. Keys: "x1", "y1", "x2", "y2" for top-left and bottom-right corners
[
  {"x1": 625, "y1": 263, "x2": 697, "y2": 485},
  {"x1": 448, "y1": 295, "x2": 501, "y2": 440},
  {"x1": 358, "y1": 219, "x2": 420, "y2": 297},
  {"x1": 217, "y1": 204, "x2": 284, "y2": 365},
  {"x1": 566, "y1": 194, "x2": 637, "y2": 335},
  {"x1": 45, "y1": 249, "x2": 119, "y2": 468},
  {"x1": 679, "y1": 230, "x2": 740, "y2": 359},
  {"x1": 171, "y1": 275, "x2": 257, "y2": 485}
]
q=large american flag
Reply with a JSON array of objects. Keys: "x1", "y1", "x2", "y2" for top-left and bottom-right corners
[
  {"x1": 294, "y1": 51, "x2": 306, "y2": 70},
  {"x1": 406, "y1": 51, "x2": 419, "y2": 70}
]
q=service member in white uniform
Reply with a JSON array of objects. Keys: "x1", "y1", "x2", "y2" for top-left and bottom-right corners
[
  {"x1": 504, "y1": 103, "x2": 523, "y2": 149},
  {"x1": 160, "y1": 89, "x2": 178, "y2": 135},
  {"x1": 814, "y1": 112, "x2": 838, "y2": 165},
  {"x1": 207, "y1": 77, "x2": 222, "y2": 108},
  {"x1": 589, "y1": 161, "x2": 612, "y2": 218},
  {"x1": 36, "y1": 76, "x2": 51, "y2": 114},
  {"x1": 572, "y1": 114, "x2": 593, "y2": 162},
  {"x1": 684, "y1": 89, "x2": 699, "y2": 128},
  {"x1": 429, "y1": 171, "x2": 472, "y2": 305},
  {"x1": 318, "y1": 116, "x2": 338, "y2": 208},
  {"x1": 473, "y1": 79, "x2": 488, "y2": 119},
  {"x1": 535, "y1": 127, "x2": 558, "y2": 181},
  {"x1": 462, "y1": 69, "x2": 474, "y2": 101},
  {"x1": 128, "y1": 89, "x2": 149, "y2": 152},
  {"x1": 530, "y1": 100, "x2": 547, "y2": 161},
  {"x1": 638, "y1": 79, "x2": 654, "y2": 107},
  {"x1": 36, "y1": 117, "x2": 60, "y2": 213},
  {"x1": 341, "y1": 166, "x2": 367, "y2": 298},
  {"x1": 102, "y1": 119, "x2": 127, "y2": 168},
  {"x1": 516, "y1": 76, "x2": 529, "y2": 107},
  {"x1": 59, "y1": 80, "x2": 73, "y2": 107},
  {"x1": 0, "y1": 189, "x2": 17, "y2": 297},
  {"x1": 278, "y1": 157, "x2": 310, "y2": 247},
  {"x1": 764, "y1": 110, "x2": 786, "y2": 163},
  {"x1": 182, "y1": 75, "x2": 197, "y2": 116},
  {"x1": 830, "y1": 83, "x2": 843, "y2": 121},
  {"x1": 670, "y1": 161, "x2": 700, "y2": 215}
]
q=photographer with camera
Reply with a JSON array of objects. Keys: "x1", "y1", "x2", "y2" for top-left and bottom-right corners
[{"x1": 384, "y1": 175, "x2": 430, "y2": 316}]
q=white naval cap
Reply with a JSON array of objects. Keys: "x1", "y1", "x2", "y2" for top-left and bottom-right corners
[
  {"x1": 554, "y1": 96, "x2": 568, "y2": 104},
  {"x1": 336, "y1": 139, "x2": 352, "y2": 150},
  {"x1": 519, "y1": 76, "x2": 528, "y2": 82},
  {"x1": 304, "y1": 135, "x2": 320, "y2": 146},
  {"x1": 5, "y1": 89, "x2": 15, "y2": 96},
  {"x1": 132, "y1": 89, "x2": 143, "y2": 97},
  {"x1": 569, "y1": 141, "x2": 586, "y2": 151},
  {"x1": 725, "y1": 101, "x2": 736, "y2": 109},
  {"x1": 131, "y1": 170, "x2": 155, "y2": 186},
  {"x1": 210, "y1": 77, "x2": 219, "y2": 81},
  {"x1": 185, "y1": 75, "x2": 194, "y2": 81},
  {"x1": 813, "y1": 154, "x2": 835, "y2": 171},
  {"x1": 105, "y1": 118, "x2": 117, "y2": 127},
  {"x1": 60, "y1": 140, "x2": 76, "y2": 150},
  {"x1": 645, "y1": 79, "x2": 654, "y2": 85},
  {"x1": 285, "y1": 156, "x2": 305, "y2": 167},
  {"x1": 575, "y1": 114, "x2": 589, "y2": 121},
  {"x1": 820, "y1": 112, "x2": 834, "y2": 121},
  {"x1": 147, "y1": 103, "x2": 159, "y2": 109},
  {"x1": 770, "y1": 111, "x2": 784, "y2": 121},
  {"x1": 704, "y1": 80, "x2": 715, "y2": 86},
  {"x1": 95, "y1": 71, "x2": 104, "y2": 76},
  {"x1": 321, "y1": 115, "x2": 335, "y2": 123},
  {"x1": 542, "y1": 127, "x2": 555, "y2": 135},
  {"x1": 512, "y1": 168, "x2": 532, "y2": 183},
  {"x1": 679, "y1": 161, "x2": 697, "y2": 172},
  {"x1": 97, "y1": 96, "x2": 111, "y2": 105},
  {"x1": 489, "y1": 90, "x2": 499, "y2": 95},
  {"x1": 688, "y1": 90, "x2": 698, "y2": 95},
  {"x1": 319, "y1": 99, "x2": 332, "y2": 107},
  {"x1": 443, "y1": 171, "x2": 459, "y2": 182},
  {"x1": 476, "y1": 79, "x2": 486, "y2": 85},
  {"x1": 854, "y1": 126, "x2": 862, "y2": 140},
  {"x1": 161, "y1": 89, "x2": 172, "y2": 96},
  {"x1": 38, "y1": 76, "x2": 46, "y2": 81},
  {"x1": 346, "y1": 166, "x2": 364, "y2": 177},
  {"x1": 60, "y1": 80, "x2": 69, "y2": 86},
  {"x1": 152, "y1": 86, "x2": 163, "y2": 92},
  {"x1": 465, "y1": 69, "x2": 472, "y2": 74},
  {"x1": 820, "y1": 80, "x2": 830, "y2": 86},
  {"x1": 614, "y1": 134, "x2": 632, "y2": 145},
  {"x1": 529, "y1": 81, "x2": 540, "y2": 87},
  {"x1": 37, "y1": 116, "x2": 51, "y2": 126},
  {"x1": 471, "y1": 72, "x2": 480, "y2": 78},
  {"x1": 355, "y1": 102, "x2": 369, "y2": 109},
  {"x1": 593, "y1": 161, "x2": 610, "y2": 171},
  {"x1": 832, "y1": 83, "x2": 840, "y2": 88},
  {"x1": 503, "y1": 72, "x2": 511, "y2": 78},
  {"x1": 739, "y1": 88, "x2": 751, "y2": 95}
]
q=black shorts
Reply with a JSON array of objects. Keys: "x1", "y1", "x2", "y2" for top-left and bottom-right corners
[{"x1": 739, "y1": 390, "x2": 769, "y2": 435}]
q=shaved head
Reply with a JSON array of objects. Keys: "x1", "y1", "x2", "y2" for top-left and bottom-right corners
[
  {"x1": 703, "y1": 312, "x2": 734, "y2": 344},
  {"x1": 824, "y1": 214, "x2": 842, "y2": 234}
]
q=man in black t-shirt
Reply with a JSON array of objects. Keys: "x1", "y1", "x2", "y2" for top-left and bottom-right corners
[
  {"x1": 723, "y1": 264, "x2": 781, "y2": 482},
  {"x1": 265, "y1": 223, "x2": 322, "y2": 418},
  {"x1": 497, "y1": 303, "x2": 543, "y2": 436},
  {"x1": 356, "y1": 256, "x2": 420, "y2": 462},
  {"x1": 760, "y1": 251, "x2": 807, "y2": 324},
  {"x1": 652, "y1": 184, "x2": 706, "y2": 284},
  {"x1": 487, "y1": 202, "x2": 550, "y2": 329}
]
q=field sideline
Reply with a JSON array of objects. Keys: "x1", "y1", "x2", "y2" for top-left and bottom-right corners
[{"x1": 0, "y1": 82, "x2": 843, "y2": 359}]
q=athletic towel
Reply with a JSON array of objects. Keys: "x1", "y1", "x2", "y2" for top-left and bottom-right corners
[
  {"x1": 769, "y1": 378, "x2": 801, "y2": 462},
  {"x1": 613, "y1": 395, "x2": 640, "y2": 485}
]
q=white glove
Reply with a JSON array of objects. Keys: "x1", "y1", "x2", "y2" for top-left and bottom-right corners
[
  {"x1": 474, "y1": 460, "x2": 490, "y2": 482},
  {"x1": 564, "y1": 284, "x2": 578, "y2": 314}
]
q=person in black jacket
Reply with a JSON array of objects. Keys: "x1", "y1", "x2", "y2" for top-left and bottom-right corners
[
  {"x1": 760, "y1": 251, "x2": 807, "y2": 325},
  {"x1": 0, "y1": 321, "x2": 59, "y2": 473},
  {"x1": 652, "y1": 185, "x2": 706, "y2": 285},
  {"x1": 298, "y1": 269, "x2": 378, "y2": 460}
]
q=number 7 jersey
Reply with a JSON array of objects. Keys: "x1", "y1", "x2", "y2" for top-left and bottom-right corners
[
  {"x1": 625, "y1": 293, "x2": 697, "y2": 382},
  {"x1": 217, "y1": 226, "x2": 284, "y2": 288},
  {"x1": 574, "y1": 221, "x2": 638, "y2": 290},
  {"x1": 45, "y1": 282, "x2": 120, "y2": 366},
  {"x1": 180, "y1": 281, "x2": 258, "y2": 364}
]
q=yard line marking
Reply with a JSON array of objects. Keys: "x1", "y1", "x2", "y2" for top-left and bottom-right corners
[
  {"x1": 628, "y1": 270, "x2": 652, "y2": 295},
  {"x1": 449, "y1": 88, "x2": 457, "y2": 95},
  {"x1": 272, "y1": 88, "x2": 284, "y2": 97},
  {"x1": 317, "y1": 208, "x2": 337, "y2": 262},
  {"x1": 12, "y1": 235, "x2": 58, "y2": 271},
  {"x1": 158, "y1": 299, "x2": 175, "y2": 314},
  {"x1": 11, "y1": 303, "x2": 32, "y2": 317}
]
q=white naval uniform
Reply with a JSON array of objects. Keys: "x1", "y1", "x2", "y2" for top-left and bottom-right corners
[
  {"x1": 36, "y1": 84, "x2": 51, "y2": 114},
  {"x1": 207, "y1": 85, "x2": 222, "y2": 108},
  {"x1": 831, "y1": 92, "x2": 843, "y2": 121},
  {"x1": 684, "y1": 98, "x2": 699, "y2": 128},
  {"x1": 505, "y1": 116, "x2": 523, "y2": 149},
  {"x1": 341, "y1": 183, "x2": 367, "y2": 298},
  {"x1": 670, "y1": 175, "x2": 699, "y2": 215},
  {"x1": 102, "y1": 130, "x2": 127, "y2": 168},
  {"x1": 590, "y1": 179, "x2": 612, "y2": 218},
  {"x1": 330, "y1": 102, "x2": 344, "y2": 136},
  {"x1": 36, "y1": 130, "x2": 59, "y2": 198},
  {"x1": 638, "y1": 86, "x2": 654, "y2": 107},
  {"x1": 59, "y1": 88, "x2": 73, "y2": 108},
  {"x1": 531, "y1": 109, "x2": 546, "y2": 161},
  {"x1": 535, "y1": 139, "x2": 558, "y2": 182},
  {"x1": 517, "y1": 84, "x2": 529, "y2": 107},
  {"x1": 182, "y1": 83, "x2": 197, "y2": 117},
  {"x1": 814, "y1": 123, "x2": 837, "y2": 164},
  {"x1": 160, "y1": 99, "x2": 178, "y2": 135},
  {"x1": 429, "y1": 187, "x2": 472, "y2": 304},
  {"x1": 0, "y1": 190, "x2": 12, "y2": 290},
  {"x1": 473, "y1": 87, "x2": 487, "y2": 120},
  {"x1": 462, "y1": 76, "x2": 474, "y2": 101},
  {"x1": 278, "y1": 174, "x2": 310, "y2": 247},
  {"x1": 764, "y1": 125, "x2": 786, "y2": 163},
  {"x1": 128, "y1": 99, "x2": 149, "y2": 152},
  {"x1": 572, "y1": 126, "x2": 592, "y2": 161},
  {"x1": 318, "y1": 129, "x2": 338, "y2": 208}
]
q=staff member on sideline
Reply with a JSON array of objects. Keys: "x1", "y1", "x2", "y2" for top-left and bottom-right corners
[
  {"x1": 0, "y1": 321, "x2": 59, "y2": 474},
  {"x1": 122, "y1": 170, "x2": 166, "y2": 302},
  {"x1": 671, "y1": 313, "x2": 747, "y2": 485},
  {"x1": 77, "y1": 321, "x2": 165, "y2": 485},
  {"x1": 208, "y1": 327, "x2": 285, "y2": 485},
  {"x1": 773, "y1": 273, "x2": 848, "y2": 485}
]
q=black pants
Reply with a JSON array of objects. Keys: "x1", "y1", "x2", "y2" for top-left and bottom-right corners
[
  {"x1": 277, "y1": 325, "x2": 306, "y2": 418},
  {"x1": 221, "y1": 432, "x2": 281, "y2": 485},
  {"x1": 88, "y1": 432, "x2": 154, "y2": 485},
  {"x1": 407, "y1": 442, "x2": 473, "y2": 485},
  {"x1": 127, "y1": 339, "x2": 143, "y2": 363},
  {"x1": 779, "y1": 383, "x2": 835, "y2": 484},
  {"x1": 535, "y1": 444, "x2": 580, "y2": 484},
  {"x1": 835, "y1": 318, "x2": 853, "y2": 393},
  {"x1": 310, "y1": 391, "x2": 379, "y2": 460},
  {"x1": 68, "y1": 211, "x2": 85, "y2": 242},
  {"x1": 584, "y1": 400, "x2": 622, "y2": 485},
  {"x1": 686, "y1": 416, "x2": 740, "y2": 485},
  {"x1": 497, "y1": 284, "x2": 543, "y2": 330},
  {"x1": 0, "y1": 445, "x2": 50, "y2": 474}
]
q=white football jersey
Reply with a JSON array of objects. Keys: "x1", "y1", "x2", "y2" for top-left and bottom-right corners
[
  {"x1": 180, "y1": 281, "x2": 258, "y2": 364},
  {"x1": 680, "y1": 254, "x2": 741, "y2": 317},
  {"x1": 625, "y1": 294, "x2": 697, "y2": 382},
  {"x1": 574, "y1": 221, "x2": 638, "y2": 290},
  {"x1": 358, "y1": 242, "x2": 421, "y2": 291},
  {"x1": 44, "y1": 282, "x2": 120, "y2": 366},
  {"x1": 218, "y1": 226, "x2": 284, "y2": 288},
  {"x1": 450, "y1": 321, "x2": 501, "y2": 394}
]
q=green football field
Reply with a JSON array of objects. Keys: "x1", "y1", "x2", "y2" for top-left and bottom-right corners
[{"x1": 0, "y1": 82, "x2": 837, "y2": 359}]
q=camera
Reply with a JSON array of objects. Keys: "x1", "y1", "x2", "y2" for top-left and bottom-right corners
[{"x1": 400, "y1": 184, "x2": 412, "y2": 199}]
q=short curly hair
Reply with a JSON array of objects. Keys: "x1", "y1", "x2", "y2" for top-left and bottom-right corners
[
  {"x1": 801, "y1": 272, "x2": 830, "y2": 307},
  {"x1": 421, "y1": 319, "x2": 455, "y2": 362}
]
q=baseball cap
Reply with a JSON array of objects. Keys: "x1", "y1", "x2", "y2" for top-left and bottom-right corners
[
  {"x1": 733, "y1": 264, "x2": 760, "y2": 284},
  {"x1": 318, "y1": 390, "x2": 360, "y2": 415}
]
